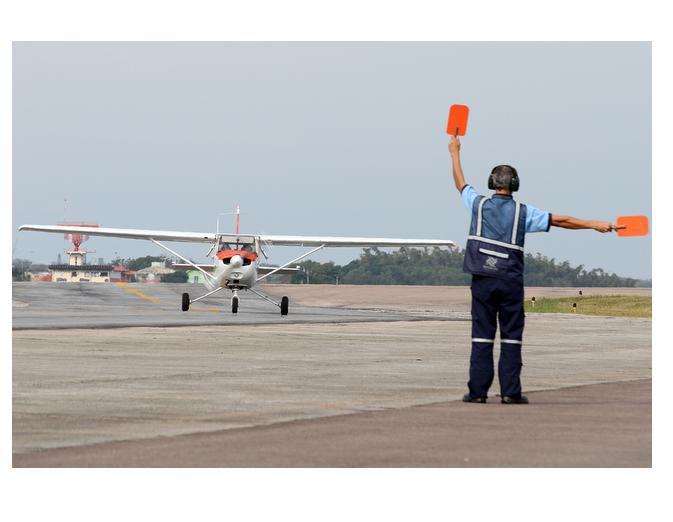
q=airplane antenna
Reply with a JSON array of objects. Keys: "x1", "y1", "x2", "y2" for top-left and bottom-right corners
[{"x1": 235, "y1": 204, "x2": 240, "y2": 249}]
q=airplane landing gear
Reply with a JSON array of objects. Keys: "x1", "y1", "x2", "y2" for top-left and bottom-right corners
[
  {"x1": 247, "y1": 287, "x2": 289, "y2": 315},
  {"x1": 182, "y1": 293, "x2": 190, "y2": 312},
  {"x1": 232, "y1": 292, "x2": 239, "y2": 314}
]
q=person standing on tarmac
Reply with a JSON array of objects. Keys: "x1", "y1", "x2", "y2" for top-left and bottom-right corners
[{"x1": 449, "y1": 135, "x2": 617, "y2": 404}]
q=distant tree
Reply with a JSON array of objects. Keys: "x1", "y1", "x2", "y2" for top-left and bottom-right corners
[
  {"x1": 112, "y1": 255, "x2": 168, "y2": 271},
  {"x1": 291, "y1": 260, "x2": 341, "y2": 284},
  {"x1": 289, "y1": 248, "x2": 638, "y2": 287},
  {"x1": 106, "y1": 250, "x2": 640, "y2": 287},
  {"x1": 12, "y1": 258, "x2": 33, "y2": 281}
]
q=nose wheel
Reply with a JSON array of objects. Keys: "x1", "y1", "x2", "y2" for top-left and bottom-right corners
[{"x1": 231, "y1": 294, "x2": 239, "y2": 314}]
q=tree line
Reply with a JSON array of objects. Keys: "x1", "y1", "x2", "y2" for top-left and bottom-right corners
[
  {"x1": 13, "y1": 249, "x2": 649, "y2": 287},
  {"x1": 288, "y1": 247, "x2": 645, "y2": 287}
]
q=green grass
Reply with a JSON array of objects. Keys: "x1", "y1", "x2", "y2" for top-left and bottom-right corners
[{"x1": 524, "y1": 295, "x2": 651, "y2": 318}]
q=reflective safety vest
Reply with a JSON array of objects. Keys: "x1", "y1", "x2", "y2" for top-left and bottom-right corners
[{"x1": 463, "y1": 194, "x2": 528, "y2": 282}]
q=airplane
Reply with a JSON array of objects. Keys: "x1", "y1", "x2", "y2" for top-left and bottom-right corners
[{"x1": 19, "y1": 207, "x2": 456, "y2": 315}]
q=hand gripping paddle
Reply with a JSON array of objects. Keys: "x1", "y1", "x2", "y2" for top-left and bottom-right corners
[
  {"x1": 446, "y1": 104, "x2": 470, "y2": 137},
  {"x1": 615, "y1": 215, "x2": 649, "y2": 237}
]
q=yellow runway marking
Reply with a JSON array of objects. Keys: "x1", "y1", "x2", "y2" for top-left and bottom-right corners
[
  {"x1": 116, "y1": 282, "x2": 161, "y2": 304},
  {"x1": 190, "y1": 306, "x2": 220, "y2": 314}
]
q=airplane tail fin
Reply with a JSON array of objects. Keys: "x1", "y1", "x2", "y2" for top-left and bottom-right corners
[{"x1": 235, "y1": 205, "x2": 240, "y2": 235}]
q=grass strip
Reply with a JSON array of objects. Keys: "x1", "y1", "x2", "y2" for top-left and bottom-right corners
[{"x1": 524, "y1": 295, "x2": 651, "y2": 318}]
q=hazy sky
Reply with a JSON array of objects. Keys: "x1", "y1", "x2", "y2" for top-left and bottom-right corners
[{"x1": 12, "y1": 42, "x2": 651, "y2": 278}]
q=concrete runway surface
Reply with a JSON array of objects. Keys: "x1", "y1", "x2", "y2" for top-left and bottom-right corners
[
  {"x1": 12, "y1": 283, "x2": 651, "y2": 467},
  {"x1": 12, "y1": 282, "x2": 427, "y2": 329},
  {"x1": 14, "y1": 380, "x2": 650, "y2": 467}
]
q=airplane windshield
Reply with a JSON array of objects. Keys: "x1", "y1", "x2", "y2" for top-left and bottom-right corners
[{"x1": 219, "y1": 241, "x2": 255, "y2": 253}]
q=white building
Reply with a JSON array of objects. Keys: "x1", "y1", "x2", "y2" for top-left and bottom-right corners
[
  {"x1": 135, "y1": 261, "x2": 175, "y2": 282},
  {"x1": 48, "y1": 250, "x2": 113, "y2": 283}
]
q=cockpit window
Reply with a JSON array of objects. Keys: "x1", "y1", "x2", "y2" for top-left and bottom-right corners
[{"x1": 219, "y1": 241, "x2": 255, "y2": 252}]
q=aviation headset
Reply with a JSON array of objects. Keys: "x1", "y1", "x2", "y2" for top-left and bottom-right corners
[{"x1": 488, "y1": 165, "x2": 520, "y2": 192}]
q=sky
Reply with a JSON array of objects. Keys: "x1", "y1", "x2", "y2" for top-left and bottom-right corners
[{"x1": 12, "y1": 42, "x2": 651, "y2": 279}]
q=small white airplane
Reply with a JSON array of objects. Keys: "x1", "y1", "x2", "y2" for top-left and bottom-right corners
[{"x1": 19, "y1": 207, "x2": 456, "y2": 315}]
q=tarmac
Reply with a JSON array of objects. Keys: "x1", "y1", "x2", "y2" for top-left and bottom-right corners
[
  {"x1": 12, "y1": 282, "x2": 652, "y2": 467},
  {"x1": 12, "y1": 282, "x2": 429, "y2": 329},
  {"x1": 14, "y1": 379, "x2": 650, "y2": 467}
]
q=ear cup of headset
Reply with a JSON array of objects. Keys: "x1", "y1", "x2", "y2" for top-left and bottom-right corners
[
  {"x1": 510, "y1": 171, "x2": 519, "y2": 192},
  {"x1": 488, "y1": 173, "x2": 495, "y2": 190}
]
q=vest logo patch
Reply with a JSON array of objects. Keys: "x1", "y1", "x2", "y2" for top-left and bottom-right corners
[{"x1": 484, "y1": 256, "x2": 498, "y2": 270}]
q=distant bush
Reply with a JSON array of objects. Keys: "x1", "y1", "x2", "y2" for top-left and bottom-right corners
[
  {"x1": 290, "y1": 247, "x2": 639, "y2": 287},
  {"x1": 160, "y1": 271, "x2": 188, "y2": 283},
  {"x1": 12, "y1": 258, "x2": 32, "y2": 281},
  {"x1": 111, "y1": 255, "x2": 168, "y2": 271}
]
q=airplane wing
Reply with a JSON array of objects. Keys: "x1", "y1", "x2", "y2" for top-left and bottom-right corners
[
  {"x1": 18, "y1": 224, "x2": 217, "y2": 244},
  {"x1": 19, "y1": 225, "x2": 456, "y2": 248},
  {"x1": 257, "y1": 235, "x2": 456, "y2": 248}
]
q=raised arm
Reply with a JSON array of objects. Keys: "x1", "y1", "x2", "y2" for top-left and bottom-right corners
[
  {"x1": 448, "y1": 136, "x2": 467, "y2": 192},
  {"x1": 550, "y1": 214, "x2": 617, "y2": 233}
]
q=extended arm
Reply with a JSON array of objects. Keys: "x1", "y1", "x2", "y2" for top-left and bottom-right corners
[
  {"x1": 448, "y1": 136, "x2": 467, "y2": 192},
  {"x1": 550, "y1": 214, "x2": 617, "y2": 233}
]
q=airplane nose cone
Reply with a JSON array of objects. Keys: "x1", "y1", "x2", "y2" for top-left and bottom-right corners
[{"x1": 230, "y1": 255, "x2": 243, "y2": 267}]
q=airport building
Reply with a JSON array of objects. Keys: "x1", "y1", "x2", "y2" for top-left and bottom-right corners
[
  {"x1": 134, "y1": 261, "x2": 175, "y2": 282},
  {"x1": 110, "y1": 265, "x2": 134, "y2": 283},
  {"x1": 48, "y1": 249, "x2": 113, "y2": 283},
  {"x1": 186, "y1": 270, "x2": 205, "y2": 284},
  {"x1": 24, "y1": 271, "x2": 53, "y2": 282}
]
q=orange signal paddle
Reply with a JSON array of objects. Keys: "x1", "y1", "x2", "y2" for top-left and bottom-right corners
[
  {"x1": 447, "y1": 104, "x2": 470, "y2": 137},
  {"x1": 615, "y1": 215, "x2": 649, "y2": 237}
]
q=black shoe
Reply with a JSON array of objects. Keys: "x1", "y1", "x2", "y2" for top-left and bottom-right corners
[
  {"x1": 501, "y1": 395, "x2": 529, "y2": 404},
  {"x1": 463, "y1": 393, "x2": 487, "y2": 403}
]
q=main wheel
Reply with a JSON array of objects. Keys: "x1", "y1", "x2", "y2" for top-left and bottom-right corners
[
  {"x1": 280, "y1": 296, "x2": 289, "y2": 316},
  {"x1": 181, "y1": 293, "x2": 190, "y2": 312},
  {"x1": 232, "y1": 296, "x2": 239, "y2": 314}
]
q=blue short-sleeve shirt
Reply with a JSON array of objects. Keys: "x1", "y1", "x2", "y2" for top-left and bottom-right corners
[{"x1": 460, "y1": 185, "x2": 551, "y2": 233}]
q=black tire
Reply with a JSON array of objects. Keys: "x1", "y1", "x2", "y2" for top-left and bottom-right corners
[
  {"x1": 181, "y1": 293, "x2": 190, "y2": 312},
  {"x1": 232, "y1": 296, "x2": 239, "y2": 314},
  {"x1": 280, "y1": 296, "x2": 289, "y2": 316}
]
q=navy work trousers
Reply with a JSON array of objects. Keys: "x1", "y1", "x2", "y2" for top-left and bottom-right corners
[{"x1": 468, "y1": 275, "x2": 525, "y2": 399}]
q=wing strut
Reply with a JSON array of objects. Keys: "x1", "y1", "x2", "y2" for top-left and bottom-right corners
[
  {"x1": 248, "y1": 287, "x2": 282, "y2": 308},
  {"x1": 255, "y1": 244, "x2": 326, "y2": 283},
  {"x1": 149, "y1": 238, "x2": 218, "y2": 282},
  {"x1": 190, "y1": 285, "x2": 225, "y2": 304}
]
